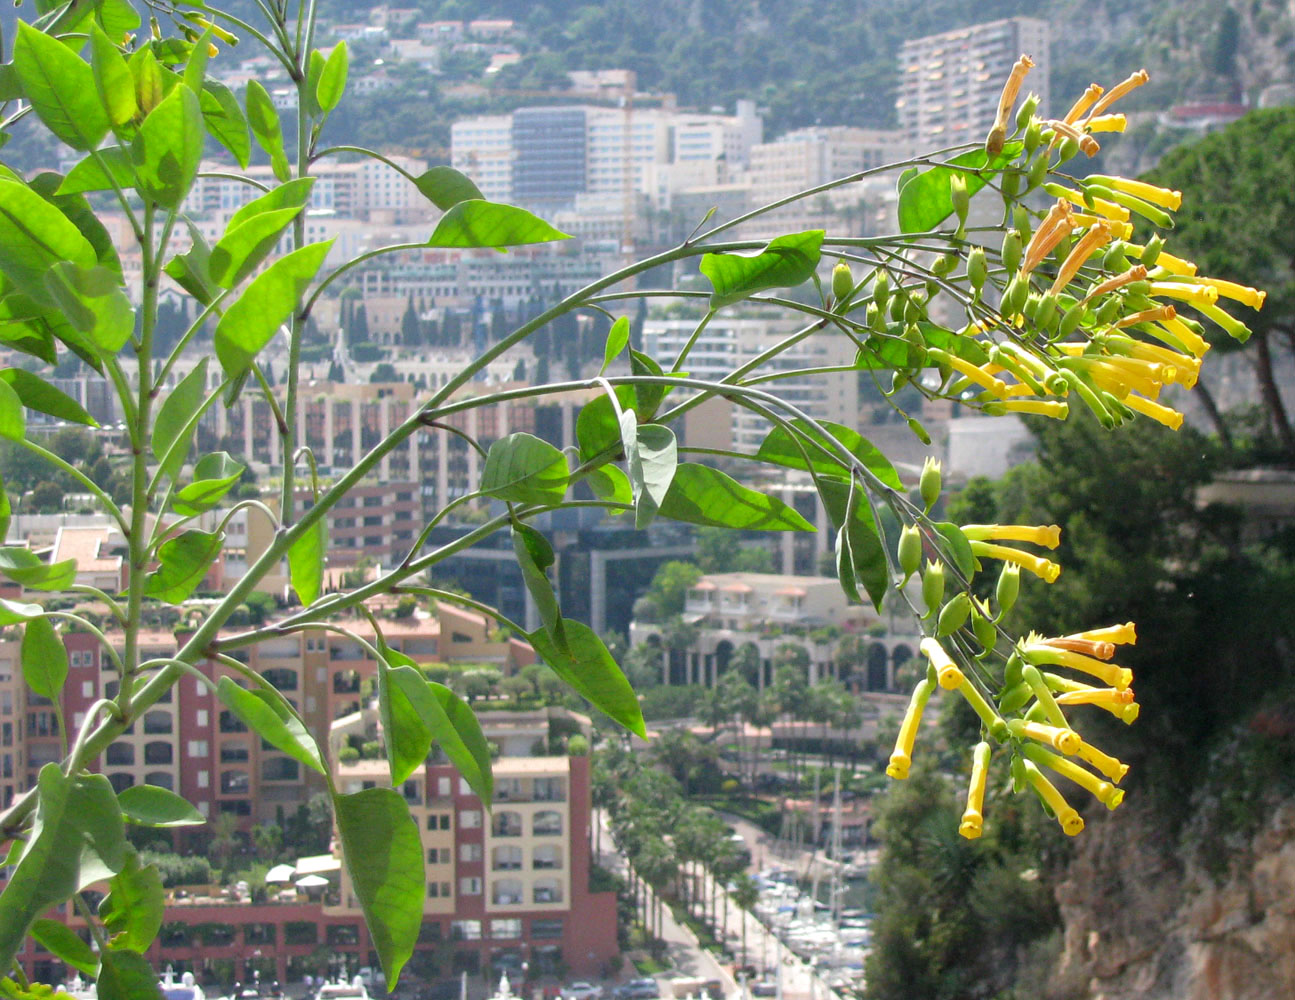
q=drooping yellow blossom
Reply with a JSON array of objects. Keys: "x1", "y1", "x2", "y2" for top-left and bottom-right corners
[
  {"x1": 1023, "y1": 744, "x2": 1124, "y2": 810},
  {"x1": 1023, "y1": 642, "x2": 1133, "y2": 690},
  {"x1": 970, "y1": 541, "x2": 1061, "y2": 582},
  {"x1": 921, "y1": 637, "x2": 964, "y2": 690},
  {"x1": 983, "y1": 399, "x2": 1070, "y2": 419},
  {"x1": 1084, "y1": 359, "x2": 1167, "y2": 400},
  {"x1": 1124, "y1": 393, "x2": 1184, "y2": 430},
  {"x1": 928, "y1": 348, "x2": 1009, "y2": 398},
  {"x1": 887, "y1": 677, "x2": 936, "y2": 779},
  {"x1": 1008, "y1": 717, "x2": 1081, "y2": 754},
  {"x1": 1152, "y1": 317, "x2": 1210, "y2": 358},
  {"x1": 1195, "y1": 277, "x2": 1266, "y2": 310},
  {"x1": 1195, "y1": 301, "x2": 1250, "y2": 341},
  {"x1": 1148, "y1": 250, "x2": 1198, "y2": 276},
  {"x1": 1103, "y1": 335, "x2": 1201, "y2": 386},
  {"x1": 1023, "y1": 760, "x2": 1085, "y2": 836},
  {"x1": 1149, "y1": 281, "x2": 1220, "y2": 307},
  {"x1": 1039, "y1": 636, "x2": 1116, "y2": 660},
  {"x1": 954, "y1": 673, "x2": 1008, "y2": 734},
  {"x1": 1044, "y1": 183, "x2": 1130, "y2": 222},
  {"x1": 1085, "y1": 69, "x2": 1149, "y2": 120},
  {"x1": 1088, "y1": 175, "x2": 1183, "y2": 211},
  {"x1": 1020, "y1": 663, "x2": 1070, "y2": 729},
  {"x1": 1070, "y1": 213, "x2": 1133, "y2": 240},
  {"x1": 986, "y1": 55, "x2": 1035, "y2": 154},
  {"x1": 1116, "y1": 304, "x2": 1178, "y2": 329},
  {"x1": 1084, "y1": 264, "x2": 1149, "y2": 303},
  {"x1": 1053, "y1": 686, "x2": 1142, "y2": 725},
  {"x1": 962, "y1": 523, "x2": 1061, "y2": 548},
  {"x1": 1064, "y1": 621, "x2": 1137, "y2": 645},
  {"x1": 1063, "y1": 83, "x2": 1105, "y2": 124},
  {"x1": 1074, "y1": 738, "x2": 1130, "y2": 784},
  {"x1": 1021, "y1": 199, "x2": 1075, "y2": 275},
  {"x1": 1050, "y1": 222, "x2": 1113, "y2": 295},
  {"x1": 959, "y1": 741, "x2": 993, "y2": 840},
  {"x1": 1042, "y1": 119, "x2": 1100, "y2": 156},
  {"x1": 1084, "y1": 113, "x2": 1127, "y2": 133}
]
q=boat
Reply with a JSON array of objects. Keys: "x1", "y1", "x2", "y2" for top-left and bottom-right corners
[
  {"x1": 314, "y1": 977, "x2": 372, "y2": 1000},
  {"x1": 160, "y1": 969, "x2": 207, "y2": 1000}
]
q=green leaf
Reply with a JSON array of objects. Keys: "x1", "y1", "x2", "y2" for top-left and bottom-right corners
[
  {"x1": 99, "y1": 850, "x2": 164, "y2": 953},
  {"x1": 0, "y1": 547, "x2": 76, "y2": 591},
  {"x1": 163, "y1": 223, "x2": 217, "y2": 306},
  {"x1": 200, "y1": 81, "x2": 251, "y2": 168},
  {"x1": 171, "y1": 451, "x2": 244, "y2": 516},
  {"x1": 130, "y1": 84, "x2": 203, "y2": 207},
  {"x1": 96, "y1": 0, "x2": 142, "y2": 37},
  {"x1": 480, "y1": 432, "x2": 569, "y2": 505},
  {"x1": 21, "y1": 617, "x2": 67, "y2": 700},
  {"x1": 428, "y1": 200, "x2": 570, "y2": 248},
  {"x1": 622, "y1": 415, "x2": 676, "y2": 528},
  {"x1": 819, "y1": 477, "x2": 888, "y2": 611},
  {"x1": 245, "y1": 80, "x2": 287, "y2": 179},
  {"x1": 12, "y1": 21, "x2": 111, "y2": 151},
  {"x1": 657, "y1": 462, "x2": 815, "y2": 531},
  {"x1": 755, "y1": 419, "x2": 903, "y2": 489},
  {"x1": 213, "y1": 240, "x2": 332, "y2": 378},
  {"x1": 586, "y1": 464, "x2": 632, "y2": 509},
  {"x1": 153, "y1": 358, "x2": 209, "y2": 481},
  {"x1": 97, "y1": 949, "x2": 162, "y2": 1000},
  {"x1": 30, "y1": 919, "x2": 97, "y2": 977},
  {"x1": 377, "y1": 653, "x2": 434, "y2": 786},
  {"x1": 0, "y1": 475, "x2": 10, "y2": 542},
  {"x1": 144, "y1": 529, "x2": 223, "y2": 604},
  {"x1": 288, "y1": 519, "x2": 326, "y2": 607},
  {"x1": 854, "y1": 322, "x2": 990, "y2": 370},
  {"x1": 628, "y1": 348, "x2": 668, "y2": 417},
  {"x1": 216, "y1": 676, "x2": 327, "y2": 776},
  {"x1": 181, "y1": 29, "x2": 212, "y2": 94},
  {"x1": 575, "y1": 385, "x2": 636, "y2": 462},
  {"x1": 57, "y1": 147, "x2": 136, "y2": 197},
  {"x1": 413, "y1": 166, "x2": 484, "y2": 211},
  {"x1": 43, "y1": 262, "x2": 135, "y2": 354},
  {"x1": 897, "y1": 143, "x2": 1023, "y2": 234},
  {"x1": 529, "y1": 619, "x2": 645, "y2": 738},
  {"x1": 700, "y1": 230, "x2": 824, "y2": 308},
  {"x1": 0, "y1": 598, "x2": 43, "y2": 626},
  {"x1": 210, "y1": 179, "x2": 315, "y2": 287},
  {"x1": 0, "y1": 367, "x2": 97, "y2": 426},
  {"x1": 0, "y1": 379, "x2": 26, "y2": 441},
  {"x1": 117, "y1": 785, "x2": 205, "y2": 827},
  {"x1": 29, "y1": 173, "x2": 122, "y2": 277},
  {"x1": 316, "y1": 41, "x2": 349, "y2": 113},
  {"x1": 89, "y1": 24, "x2": 137, "y2": 128},
  {"x1": 600, "y1": 316, "x2": 630, "y2": 374},
  {"x1": 334, "y1": 788, "x2": 424, "y2": 987},
  {"x1": 0, "y1": 765, "x2": 127, "y2": 973},
  {"x1": 0, "y1": 179, "x2": 98, "y2": 308},
  {"x1": 512, "y1": 523, "x2": 565, "y2": 650},
  {"x1": 934, "y1": 521, "x2": 976, "y2": 579},
  {"x1": 304, "y1": 50, "x2": 326, "y2": 117}
]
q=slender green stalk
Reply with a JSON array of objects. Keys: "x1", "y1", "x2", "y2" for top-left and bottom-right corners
[{"x1": 16, "y1": 441, "x2": 128, "y2": 535}]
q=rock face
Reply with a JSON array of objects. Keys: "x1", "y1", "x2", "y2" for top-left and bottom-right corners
[{"x1": 1055, "y1": 801, "x2": 1295, "y2": 1000}]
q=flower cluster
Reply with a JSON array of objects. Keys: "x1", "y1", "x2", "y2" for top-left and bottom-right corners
[{"x1": 877, "y1": 62, "x2": 1266, "y2": 838}]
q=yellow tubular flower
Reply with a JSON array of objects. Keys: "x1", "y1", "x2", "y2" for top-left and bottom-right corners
[
  {"x1": 1050, "y1": 222, "x2": 1113, "y2": 295},
  {"x1": 970, "y1": 541, "x2": 1061, "y2": 582},
  {"x1": 929, "y1": 349, "x2": 1009, "y2": 397},
  {"x1": 986, "y1": 55, "x2": 1035, "y2": 153},
  {"x1": 1054, "y1": 686, "x2": 1134, "y2": 707},
  {"x1": 960, "y1": 741, "x2": 993, "y2": 840},
  {"x1": 1152, "y1": 318, "x2": 1210, "y2": 358},
  {"x1": 1195, "y1": 302, "x2": 1250, "y2": 340},
  {"x1": 1071, "y1": 214, "x2": 1132, "y2": 240},
  {"x1": 920, "y1": 637, "x2": 963, "y2": 691},
  {"x1": 1086, "y1": 69, "x2": 1149, "y2": 119},
  {"x1": 1084, "y1": 264, "x2": 1149, "y2": 303},
  {"x1": 1149, "y1": 281, "x2": 1220, "y2": 307},
  {"x1": 1042, "y1": 119, "x2": 1100, "y2": 156},
  {"x1": 887, "y1": 678, "x2": 936, "y2": 779},
  {"x1": 1075, "y1": 738, "x2": 1130, "y2": 784},
  {"x1": 985, "y1": 399, "x2": 1070, "y2": 419},
  {"x1": 1088, "y1": 175, "x2": 1182, "y2": 211},
  {"x1": 1063, "y1": 83, "x2": 1104, "y2": 124},
  {"x1": 962, "y1": 523, "x2": 1061, "y2": 548},
  {"x1": 1085, "y1": 113, "x2": 1127, "y2": 133},
  {"x1": 1023, "y1": 760, "x2": 1085, "y2": 835},
  {"x1": 1021, "y1": 199, "x2": 1075, "y2": 275},
  {"x1": 1106, "y1": 335, "x2": 1201, "y2": 381},
  {"x1": 1085, "y1": 360, "x2": 1162, "y2": 400},
  {"x1": 1040, "y1": 636, "x2": 1116, "y2": 660},
  {"x1": 1023, "y1": 642, "x2": 1133, "y2": 690},
  {"x1": 1150, "y1": 251, "x2": 1197, "y2": 276},
  {"x1": 1116, "y1": 304, "x2": 1177, "y2": 329},
  {"x1": 1046, "y1": 184, "x2": 1130, "y2": 222},
  {"x1": 955, "y1": 674, "x2": 1007, "y2": 733},
  {"x1": 1021, "y1": 664, "x2": 1069, "y2": 729},
  {"x1": 1023, "y1": 744, "x2": 1124, "y2": 811},
  {"x1": 1124, "y1": 393, "x2": 1184, "y2": 430},
  {"x1": 1066, "y1": 622, "x2": 1137, "y2": 645},
  {"x1": 1008, "y1": 717, "x2": 1081, "y2": 754},
  {"x1": 1195, "y1": 277, "x2": 1266, "y2": 310}
]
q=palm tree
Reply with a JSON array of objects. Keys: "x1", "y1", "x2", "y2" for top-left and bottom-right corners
[{"x1": 731, "y1": 874, "x2": 760, "y2": 968}]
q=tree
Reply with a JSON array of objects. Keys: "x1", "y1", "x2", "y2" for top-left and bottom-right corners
[
  {"x1": 401, "y1": 294, "x2": 420, "y2": 345},
  {"x1": 646, "y1": 560, "x2": 703, "y2": 617},
  {"x1": 0, "y1": 15, "x2": 1231, "y2": 993},
  {"x1": 1145, "y1": 109, "x2": 1295, "y2": 459},
  {"x1": 28, "y1": 481, "x2": 63, "y2": 513}
]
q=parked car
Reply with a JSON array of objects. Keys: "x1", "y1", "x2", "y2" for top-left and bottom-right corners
[
  {"x1": 563, "y1": 983, "x2": 604, "y2": 1000},
  {"x1": 612, "y1": 979, "x2": 659, "y2": 1000},
  {"x1": 750, "y1": 983, "x2": 778, "y2": 998}
]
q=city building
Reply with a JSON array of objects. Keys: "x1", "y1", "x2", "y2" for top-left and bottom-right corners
[{"x1": 896, "y1": 17, "x2": 1050, "y2": 148}]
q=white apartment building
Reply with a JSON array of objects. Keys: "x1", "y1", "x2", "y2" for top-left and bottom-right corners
[
  {"x1": 897, "y1": 17, "x2": 1050, "y2": 148},
  {"x1": 450, "y1": 114, "x2": 514, "y2": 203}
]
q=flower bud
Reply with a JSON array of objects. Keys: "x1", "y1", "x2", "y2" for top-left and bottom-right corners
[
  {"x1": 865, "y1": 302, "x2": 883, "y2": 331},
  {"x1": 950, "y1": 174, "x2": 970, "y2": 224},
  {"x1": 1004, "y1": 649, "x2": 1024, "y2": 687},
  {"x1": 907, "y1": 416, "x2": 932, "y2": 446},
  {"x1": 1001, "y1": 230, "x2": 1023, "y2": 273},
  {"x1": 1023, "y1": 119, "x2": 1043, "y2": 156},
  {"x1": 832, "y1": 261, "x2": 854, "y2": 305},
  {"x1": 1002, "y1": 275, "x2": 1029, "y2": 317},
  {"x1": 1015, "y1": 94, "x2": 1040, "y2": 131},
  {"x1": 1057, "y1": 300, "x2": 1086, "y2": 338},
  {"x1": 898, "y1": 525, "x2": 923, "y2": 580},
  {"x1": 1001, "y1": 169, "x2": 1021, "y2": 200},
  {"x1": 1058, "y1": 135, "x2": 1080, "y2": 163},
  {"x1": 903, "y1": 323, "x2": 926, "y2": 367},
  {"x1": 972, "y1": 603, "x2": 997, "y2": 654},
  {"x1": 967, "y1": 247, "x2": 987, "y2": 294},
  {"x1": 937, "y1": 591, "x2": 972, "y2": 637},
  {"x1": 932, "y1": 252, "x2": 958, "y2": 277},
  {"x1": 873, "y1": 270, "x2": 890, "y2": 311},
  {"x1": 1027, "y1": 153, "x2": 1049, "y2": 191},
  {"x1": 996, "y1": 563, "x2": 1020, "y2": 616},
  {"x1": 921, "y1": 560, "x2": 945, "y2": 618},
  {"x1": 1102, "y1": 242, "x2": 1129, "y2": 273},
  {"x1": 1094, "y1": 295, "x2": 1122, "y2": 327},
  {"x1": 919, "y1": 456, "x2": 942, "y2": 512},
  {"x1": 1013, "y1": 206, "x2": 1033, "y2": 241},
  {"x1": 1141, "y1": 234, "x2": 1164, "y2": 268}
]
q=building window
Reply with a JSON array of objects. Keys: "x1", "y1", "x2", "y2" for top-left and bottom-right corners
[
  {"x1": 197, "y1": 770, "x2": 209, "y2": 789},
  {"x1": 532, "y1": 810, "x2": 562, "y2": 836},
  {"x1": 491, "y1": 879, "x2": 523, "y2": 905},
  {"x1": 144, "y1": 742, "x2": 173, "y2": 766},
  {"x1": 490, "y1": 919, "x2": 522, "y2": 940},
  {"x1": 459, "y1": 843, "x2": 482, "y2": 863},
  {"x1": 261, "y1": 757, "x2": 300, "y2": 781},
  {"x1": 188, "y1": 740, "x2": 209, "y2": 757},
  {"x1": 531, "y1": 917, "x2": 563, "y2": 939},
  {"x1": 451, "y1": 919, "x2": 481, "y2": 940},
  {"x1": 221, "y1": 745, "x2": 249, "y2": 763},
  {"x1": 262, "y1": 668, "x2": 298, "y2": 691},
  {"x1": 491, "y1": 811, "x2": 522, "y2": 837},
  {"x1": 427, "y1": 813, "x2": 451, "y2": 831},
  {"x1": 427, "y1": 847, "x2": 451, "y2": 864},
  {"x1": 145, "y1": 772, "x2": 174, "y2": 791},
  {"x1": 221, "y1": 770, "x2": 250, "y2": 794},
  {"x1": 458, "y1": 877, "x2": 481, "y2": 896},
  {"x1": 459, "y1": 809, "x2": 481, "y2": 829},
  {"x1": 106, "y1": 743, "x2": 135, "y2": 766},
  {"x1": 108, "y1": 773, "x2": 134, "y2": 793},
  {"x1": 533, "y1": 879, "x2": 563, "y2": 904},
  {"x1": 196, "y1": 709, "x2": 208, "y2": 727},
  {"x1": 492, "y1": 846, "x2": 523, "y2": 871},
  {"x1": 532, "y1": 846, "x2": 562, "y2": 870},
  {"x1": 143, "y1": 711, "x2": 172, "y2": 735}
]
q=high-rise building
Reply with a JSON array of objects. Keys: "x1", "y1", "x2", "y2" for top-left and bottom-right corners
[
  {"x1": 511, "y1": 108, "x2": 589, "y2": 213},
  {"x1": 896, "y1": 18, "x2": 1049, "y2": 149}
]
